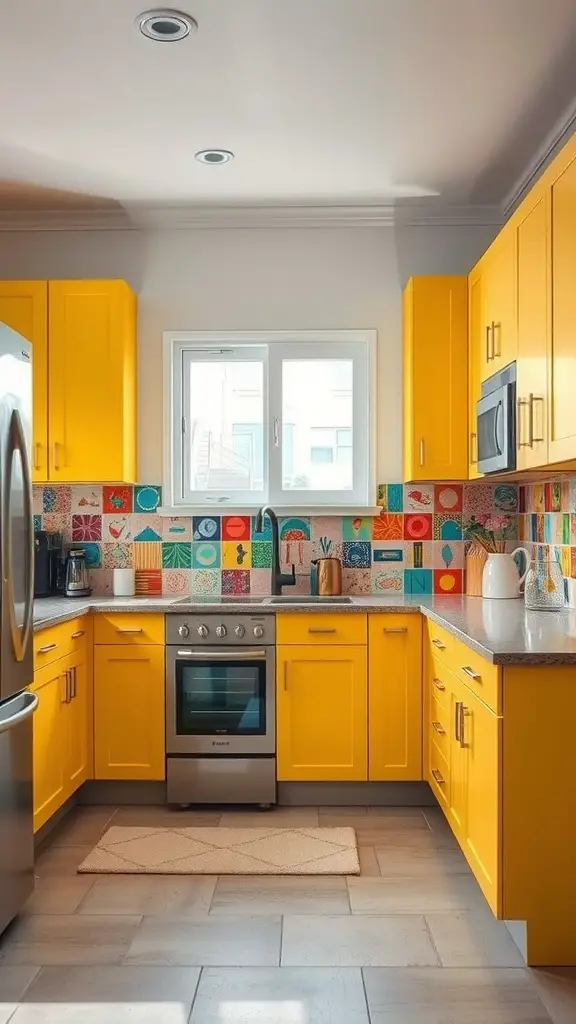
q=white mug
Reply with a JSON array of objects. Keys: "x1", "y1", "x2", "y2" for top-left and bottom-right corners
[{"x1": 113, "y1": 568, "x2": 136, "y2": 597}]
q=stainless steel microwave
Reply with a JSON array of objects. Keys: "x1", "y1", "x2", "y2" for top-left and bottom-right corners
[{"x1": 476, "y1": 362, "x2": 517, "y2": 474}]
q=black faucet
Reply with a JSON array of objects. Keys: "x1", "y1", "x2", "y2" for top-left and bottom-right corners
[{"x1": 254, "y1": 505, "x2": 296, "y2": 596}]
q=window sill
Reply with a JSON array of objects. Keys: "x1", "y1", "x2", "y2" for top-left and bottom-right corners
[{"x1": 158, "y1": 505, "x2": 382, "y2": 518}]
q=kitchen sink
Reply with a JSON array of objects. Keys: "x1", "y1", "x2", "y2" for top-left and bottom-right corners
[{"x1": 267, "y1": 595, "x2": 353, "y2": 604}]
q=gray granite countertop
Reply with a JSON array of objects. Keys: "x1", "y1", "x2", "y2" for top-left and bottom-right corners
[{"x1": 33, "y1": 594, "x2": 576, "y2": 665}]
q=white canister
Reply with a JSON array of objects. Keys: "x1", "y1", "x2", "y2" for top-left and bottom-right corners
[
  {"x1": 482, "y1": 548, "x2": 531, "y2": 600},
  {"x1": 113, "y1": 568, "x2": 136, "y2": 597}
]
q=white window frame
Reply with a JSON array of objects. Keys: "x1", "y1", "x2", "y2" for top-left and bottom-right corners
[{"x1": 162, "y1": 330, "x2": 377, "y2": 515}]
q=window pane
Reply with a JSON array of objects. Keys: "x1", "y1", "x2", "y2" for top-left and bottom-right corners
[
  {"x1": 188, "y1": 360, "x2": 264, "y2": 491},
  {"x1": 282, "y1": 359, "x2": 353, "y2": 491}
]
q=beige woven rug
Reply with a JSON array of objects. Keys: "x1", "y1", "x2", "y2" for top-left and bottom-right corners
[{"x1": 77, "y1": 826, "x2": 359, "y2": 875}]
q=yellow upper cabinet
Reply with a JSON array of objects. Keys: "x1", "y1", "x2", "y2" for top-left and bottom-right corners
[
  {"x1": 48, "y1": 280, "x2": 137, "y2": 482},
  {"x1": 514, "y1": 185, "x2": 549, "y2": 469},
  {"x1": 403, "y1": 276, "x2": 468, "y2": 482},
  {"x1": 467, "y1": 266, "x2": 483, "y2": 478},
  {"x1": 0, "y1": 281, "x2": 48, "y2": 481},
  {"x1": 480, "y1": 225, "x2": 517, "y2": 381},
  {"x1": 368, "y1": 614, "x2": 423, "y2": 781},
  {"x1": 548, "y1": 140, "x2": 576, "y2": 464}
]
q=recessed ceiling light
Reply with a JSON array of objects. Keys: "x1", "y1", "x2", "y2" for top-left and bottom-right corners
[
  {"x1": 136, "y1": 9, "x2": 197, "y2": 42},
  {"x1": 195, "y1": 150, "x2": 235, "y2": 165}
]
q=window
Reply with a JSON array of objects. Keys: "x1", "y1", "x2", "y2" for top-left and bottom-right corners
[{"x1": 165, "y1": 331, "x2": 375, "y2": 509}]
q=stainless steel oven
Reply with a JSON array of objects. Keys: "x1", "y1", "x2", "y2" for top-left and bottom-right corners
[
  {"x1": 476, "y1": 362, "x2": 517, "y2": 474},
  {"x1": 165, "y1": 613, "x2": 276, "y2": 806}
]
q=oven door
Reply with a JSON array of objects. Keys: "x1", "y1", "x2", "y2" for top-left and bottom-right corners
[
  {"x1": 166, "y1": 646, "x2": 275, "y2": 755},
  {"x1": 477, "y1": 382, "x2": 515, "y2": 474}
]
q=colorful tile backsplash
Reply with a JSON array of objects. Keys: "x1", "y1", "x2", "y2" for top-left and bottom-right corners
[
  {"x1": 32, "y1": 481, "x2": 518, "y2": 597},
  {"x1": 518, "y1": 479, "x2": 576, "y2": 582}
]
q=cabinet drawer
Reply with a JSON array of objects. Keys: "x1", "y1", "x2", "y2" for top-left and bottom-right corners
[
  {"x1": 429, "y1": 739, "x2": 450, "y2": 808},
  {"x1": 427, "y1": 620, "x2": 454, "y2": 664},
  {"x1": 430, "y1": 693, "x2": 450, "y2": 760},
  {"x1": 276, "y1": 613, "x2": 367, "y2": 645},
  {"x1": 94, "y1": 613, "x2": 165, "y2": 646},
  {"x1": 34, "y1": 617, "x2": 89, "y2": 668},
  {"x1": 453, "y1": 643, "x2": 500, "y2": 713}
]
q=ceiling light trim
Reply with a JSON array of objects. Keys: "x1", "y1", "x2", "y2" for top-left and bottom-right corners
[{"x1": 136, "y1": 9, "x2": 197, "y2": 42}]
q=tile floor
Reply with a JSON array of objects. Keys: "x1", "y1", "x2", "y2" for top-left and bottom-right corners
[{"x1": 0, "y1": 804, "x2": 574, "y2": 1022}]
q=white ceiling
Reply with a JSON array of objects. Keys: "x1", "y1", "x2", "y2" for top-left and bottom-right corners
[{"x1": 1, "y1": 0, "x2": 576, "y2": 214}]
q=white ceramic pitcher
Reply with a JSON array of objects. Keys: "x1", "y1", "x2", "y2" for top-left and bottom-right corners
[{"x1": 481, "y1": 548, "x2": 531, "y2": 600}]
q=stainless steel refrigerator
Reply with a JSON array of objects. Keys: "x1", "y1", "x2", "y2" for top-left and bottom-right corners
[{"x1": 0, "y1": 322, "x2": 37, "y2": 937}]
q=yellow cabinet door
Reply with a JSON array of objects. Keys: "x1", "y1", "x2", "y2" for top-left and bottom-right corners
[
  {"x1": 31, "y1": 663, "x2": 68, "y2": 832},
  {"x1": 467, "y1": 266, "x2": 483, "y2": 478},
  {"x1": 447, "y1": 676, "x2": 467, "y2": 843},
  {"x1": 460, "y1": 685, "x2": 501, "y2": 914},
  {"x1": 0, "y1": 281, "x2": 48, "y2": 481},
  {"x1": 277, "y1": 645, "x2": 367, "y2": 781},
  {"x1": 94, "y1": 645, "x2": 165, "y2": 780},
  {"x1": 48, "y1": 280, "x2": 137, "y2": 483},
  {"x1": 368, "y1": 615, "x2": 422, "y2": 781},
  {"x1": 549, "y1": 145, "x2": 576, "y2": 463},
  {"x1": 403, "y1": 276, "x2": 468, "y2": 482},
  {"x1": 64, "y1": 650, "x2": 91, "y2": 795},
  {"x1": 481, "y1": 226, "x2": 517, "y2": 380},
  {"x1": 515, "y1": 187, "x2": 549, "y2": 469}
]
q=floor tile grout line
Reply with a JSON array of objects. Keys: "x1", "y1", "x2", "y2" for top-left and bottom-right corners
[
  {"x1": 360, "y1": 966, "x2": 373, "y2": 1024},
  {"x1": 187, "y1": 965, "x2": 204, "y2": 1023},
  {"x1": 279, "y1": 914, "x2": 284, "y2": 966},
  {"x1": 422, "y1": 914, "x2": 443, "y2": 967}
]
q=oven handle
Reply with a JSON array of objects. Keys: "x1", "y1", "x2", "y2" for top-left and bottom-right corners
[{"x1": 176, "y1": 648, "x2": 267, "y2": 660}]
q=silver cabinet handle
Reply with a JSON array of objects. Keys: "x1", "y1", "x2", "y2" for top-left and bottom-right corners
[
  {"x1": 71, "y1": 666, "x2": 77, "y2": 699},
  {"x1": 273, "y1": 417, "x2": 279, "y2": 447},
  {"x1": 432, "y1": 721, "x2": 445, "y2": 735},
  {"x1": 53, "y1": 441, "x2": 63, "y2": 471},
  {"x1": 432, "y1": 678, "x2": 445, "y2": 691},
  {"x1": 38, "y1": 643, "x2": 58, "y2": 654},
  {"x1": 115, "y1": 628, "x2": 143, "y2": 634},
  {"x1": 431, "y1": 639, "x2": 446, "y2": 650},
  {"x1": 64, "y1": 669, "x2": 71, "y2": 704},
  {"x1": 308, "y1": 628, "x2": 336, "y2": 634},
  {"x1": 419, "y1": 438, "x2": 425, "y2": 467},
  {"x1": 383, "y1": 627, "x2": 408, "y2": 634},
  {"x1": 491, "y1": 321, "x2": 500, "y2": 358},
  {"x1": 469, "y1": 431, "x2": 477, "y2": 465},
  {"x1": 460, "y1": 704, "x2": 469, "y2": 747},
  {"x1": 530, "y1": 394, "x2": 545, "y2": 444},
  {"x1": 517, "y1": 397, "x2": 530, "y2": 448},
  {"x1": 431, "y1": 768, "x2": 445, "y2": 785},
  {"x1": 462, "y1": 666, "x2": 481, "y2": 681},
  {"x1": 71, "y1": 630, "x2": 85, "y2": 640},
  {"x1": 33, "y1": 442, "x2": 41, "y2": 471},
  {"x1": 454, "y1": 700, "x2": 462, "y2": 743},
  {"x1": 485, "y1": 325, "x2": 491, "y2": 362}
]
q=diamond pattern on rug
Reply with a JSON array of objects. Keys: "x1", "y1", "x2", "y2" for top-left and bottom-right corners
[{"x1": 78, "y1": 826, "x2": 360, "y2": 875}]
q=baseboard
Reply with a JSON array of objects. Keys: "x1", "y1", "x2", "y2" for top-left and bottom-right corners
[
  {"x1": 34, "y1": 795, "x2": 78, "y2": 850},
  {"x1": 77, "y1": 780, "x2": 167, "y2": 805},
  {"x1": 277, "y1": 781, "x2": 436, "y2": 806}
]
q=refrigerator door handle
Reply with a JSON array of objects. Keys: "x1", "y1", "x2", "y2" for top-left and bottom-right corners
[
  {"x1": 3, "y1": 408, "x2": 35, "y2": 663},
  {"x1": 0, "y1": 691, "x2": 38, "y2": 735}
]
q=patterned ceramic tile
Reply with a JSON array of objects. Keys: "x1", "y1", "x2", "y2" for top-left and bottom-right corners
[
  {"x1": 72, "y1": 514, "x2": 102, "y2": 541},
  {"x1": 561, "y1": 480, "x2": 572, "y2": 512},
  {"x1": 82, "y1": 542, "x2": 102, "y2": 568},
  {"x1": 42, "y1": 512, "x2": 69, "y2": 536},
  {"x1": 310, "y1": 517, "x2": 343, "y2": 542},
  {"x1": 311, "y1": 539, "x2": 343, "y2": 562},
  {"x1": 34, "y1": 514, "x2": 42, "y2": 532},
  {"x1": 373, "y1": 514, "x2": 403, "y2": 540},
  {"x1": 222, "y1": 569, "x2": 250, "y2": 595},
  {"x1": 251, "y1": 541, "x2": 273, "y2": 568},
  {"x1": 103, "y1": 486, "x2": 133, "y2": 513},
  {"x1": 434, "y1": 568, "x2": 463, "y2": 595},
  {"x1": 371, "y1": 566, "x2": 403, "y2": 594},
  {"x1": 249, "y1": 568, "x2": 272, "y2": 595},
  {"x1": 162, "y1": 517, "x2": 192, "y2": 541},
  {"x1": 376, "y1": 484, "x2": 386, "y2": 509},
  {"x1": 71, "y1": 486, "x2": 102, "y2": 514},
  {"x1": 404, "y1": 540, "x2": 433, "y2": 568},
  {"x1": 135, "y1": 569, "x2": 162, "y2": 596},
  {"x1": 192, "y1": 541, "x2": 221, "y2": 569},
  {"x1": 433, "y1": 514, "x2": 463, "y2": 540},
  {"x1": 134, "y1": 485, "x2": 162, "y2": 513},
  {"x1": 404, "y1": 484, "x2": 434, "y2": 511},
  {"x1": 102, "y1": 514, "x2": 132, "y2": 542},
  {"x1": 222, "y1": 540, "x2": 252, "y2": 568},
  {"x1": 161, "y1": 569, "x2": 191, "y2": 595},
  {"x1": 89, "y1": 568, "x2": 113, "y2": 596},
  {"x1": 463, "y1": 483, "x2": 494, "y2": 515},
  {"x1": 251, "y1": 514, "x2": 273, "y2": 541},
  {"x1": 434, "y1": 484, "x2": 463, "y2": 513},
  {"x1": 494, "y1": 484, "x2": 518, "y2": 513},
  {"x1": 190, "y1": 569, "x2": 221, "y2": 596},
  {"x1": 193, "y1": 516, "x2": 221, "y2": 541},
  {"x1": 386, "y1": 484, "x2": 404, "y2": 512},
  {"x1": 372, "y1": 542, "x2": 404, "y2": 564},
  {"x1": 222, "y1": 515, "x2": 250, "y2": 541},
  {"x1": 162, "y1": 542, "x2": 192, "y2": 569},
  {"x1": 132, "y1": 515, "x2": 162, "y2": 542},
  {"x1": 32, "y1": 486, "x2": 43, "y2": 515},
  {"x1": 342, "y1": 541, "x2": 371, "y2": 568},
  {"x1": 342, "y1": 568, "x2": 371, "y2": 594},
  {"x1": 281, "y1": 538, "x2": 311, "y2": 570},
  {"x1": 133, "y1": 541, "x2": 162, "y2": 570},
  {"x1": 342, "y1": 516, "x2": 373, "y2": 540},
  {"x1": 561, "y1": 546, "x2": 571, "y2": 577},
  {"x1": 279, "y1": 517, "x2": 311, "y2": 541},
  {"x1": 101, "y1": 542, "x2": 133, "y2": 569},
  {"x1": 432, "y1": 540, "x2": 464, "y2": 570},
  {"x1": 404, "y1": 568, "x2": 433, "y2": 595},
  {"x1": 572, "y1": 548, "x2": 576, "y2": 579},
  {"x1": 404, "y1": 514, "x2": 432, "y2": 541},
  {"x1": 43, "y1": 485, "x2": 71, "y2": 514}
]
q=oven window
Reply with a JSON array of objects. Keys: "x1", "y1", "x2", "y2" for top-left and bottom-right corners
[
  {"x1": 478, "y1": 403, "x2": 502, "y2": 462},
  {"x1": 175, "y1": 659, "x2": 266, "y2": 735}
]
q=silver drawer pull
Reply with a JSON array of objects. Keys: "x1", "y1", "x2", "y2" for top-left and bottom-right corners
[
  {"x1": 431, "y1": 639, "x2": 446, "y2": 650},
  {"x1": 308, "y1": 628, "x2": 337, "y2": 634},
  {"x1": 38, "y1": 643, "x2": 58, "y2": 653},
  {"x1": 432, "y1": 678, "x2": 445, "y2": 691},
  {"x1": 383, "y1": 627, "x2": 407, "y2": 634},
  {"x1": 432, "y1": 721, "x2": 445, "y2": 735},
  {"x1": 431, "y1": 768, "x2": 445, "y2": 785},
  {"x1": 115, "y1": 628, "x2": 143, "y2": 634},
  {"x1": 462, "y1": 666, "x2": 481, "y2": 681},
  {"x1": 71, "y1": 630, "x2": 85, "y2": 639}
]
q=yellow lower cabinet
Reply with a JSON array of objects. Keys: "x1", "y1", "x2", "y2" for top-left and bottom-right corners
[
  {"x1": 31, "y1": 663, "x2": 68, "y2": 832},
  {"x1": 368, "y1": 614, "x2": 423, "y2": 780},
  {"x1": 447, "y1": 675, "x2": 468, "y2": 842},
  {"x1": 276, "y1": 645, "x2": 367, "y2": 781},
  {"x1": 460, "y1": 683, "x2": 501, "y2": 913},
  {"x1": 94, "y1": 645, "x2": 165, "y2": 780},
  {"x1": 65, "y1": 649, "x2": 91, "y2": 793}
]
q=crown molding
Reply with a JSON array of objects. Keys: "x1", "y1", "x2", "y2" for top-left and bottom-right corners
[
  {"x1": 502, "y1": 99, "x2": 576, "y2": 216},
  {"x1": 0, "y1": 201, "x2": 503, "y2": 232}
]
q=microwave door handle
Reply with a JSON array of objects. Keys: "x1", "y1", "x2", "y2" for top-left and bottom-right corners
[{"x1": 493, "y1": 400, "x2": 503, "y2": 457}]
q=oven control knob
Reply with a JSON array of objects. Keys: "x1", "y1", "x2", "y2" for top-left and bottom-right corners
[
  {"x1": 253, "y1": 624, "x2": 265, "y2": 639},
  {"x1": 178, "y1": 624, "x2": 190, "y2": 639},
  {"x1": 234, "y1": 624, "x2": 246, "y2": 638},
  {"x1": 216, "y1": 624, "x2": 227, "y2": 638},
  {"x1": 197, "y1": 624, "x2": 209, "y2": 638}
]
